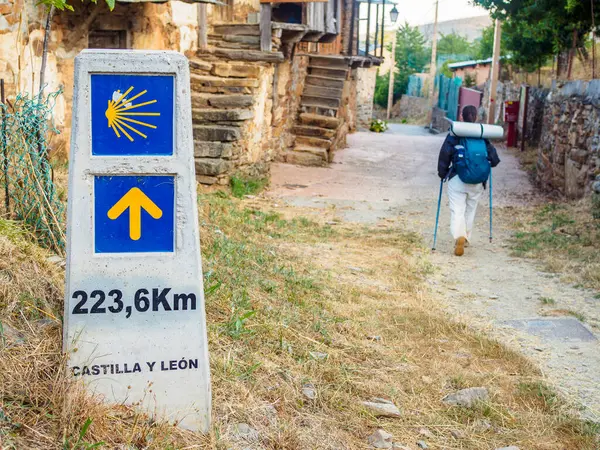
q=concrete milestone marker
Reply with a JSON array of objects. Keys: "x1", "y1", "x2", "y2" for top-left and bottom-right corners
[{"x1": 64, "y1": 50, "x2": 210, "y2": 431}]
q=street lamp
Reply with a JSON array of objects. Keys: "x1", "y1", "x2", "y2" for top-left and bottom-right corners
[
  {"x1": 386, "y1": 3, "x2": 399, "y2": 120},
  {"x1": 389, "y1": 5, "x2": 399, "y2": 23}
]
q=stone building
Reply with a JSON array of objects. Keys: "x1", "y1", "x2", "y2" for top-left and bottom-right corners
[{"x1": 0, "y1": 0, "x2": 384, "y2": 184}]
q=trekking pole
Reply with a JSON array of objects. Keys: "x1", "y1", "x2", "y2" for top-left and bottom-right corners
[
  {"x1": 489, "y1": 169, "x2": 493, "y2": 243},
  {"x1": 432, "y1": 178, "x2": 444, "y2": 251}
]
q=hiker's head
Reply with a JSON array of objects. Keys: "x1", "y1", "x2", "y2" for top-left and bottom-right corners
[{"x1": 461, "y1": 105, "x2": 478, "y2": 123}]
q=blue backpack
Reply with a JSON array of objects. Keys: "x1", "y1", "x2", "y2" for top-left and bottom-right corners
[{"x1": 453, "y1": 138, "x2": 491, "y2": 184}]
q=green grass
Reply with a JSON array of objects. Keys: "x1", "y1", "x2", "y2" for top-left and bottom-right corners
[
  {"x1": 517, "y1": 381, "x2": 561, "y2": 413},
  {"x1": 566, "y1": 310, "x2": 586, "y2": 322},
  {"x1": 509, "y1": 202, "x2": 600, "y2": 290},
  {"x1": 229, "y1": 174, "x2": 269, "y2": 198},
  {"x1": 539, "y1": 297, "x2": 556, "y2": 305}
]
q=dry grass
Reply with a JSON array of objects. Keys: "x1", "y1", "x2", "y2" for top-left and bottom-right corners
[
  {"x1": 0, "y1": 183, "x2": 599, "y2": 449},
  {"x1": 499, "y1": 200, "x2": 600, "y2": 293}
]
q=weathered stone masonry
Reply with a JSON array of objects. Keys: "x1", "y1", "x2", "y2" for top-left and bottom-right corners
[
  {"x1": 537, "y1": 81, "x2": 600, "y2": 198},
  {"x1": 481, "y1": 79, "x2": 600, "y2": 199},
  {"x1": 188, "y1": 23, "x2": 379, "y2": 184},
  {"x1": 1, "y1": 0, "x2": 380, "y2": 186}
]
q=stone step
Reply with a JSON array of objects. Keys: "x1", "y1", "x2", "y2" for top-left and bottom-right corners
[
  {"x1": 211, "y1": 48, "x2": 285, "y2": 63},
  {"x1": 189, "y1": 59, "x2": 213, "y2": 75},
  {"x1": 299, "y1": 113, "x2": 340, "y2": 129},
  {"x1": 308, "y1": 55, "x2": 349, "y2": 69},
  {"x1": 302, "y1": 95, "x2": 340, "y2": 108},
  {"x1": 283, "y1": 150, "x2": 327, "y2": 166},
  {"x1": 295, "y1": 135, "x2": 331, "y2": 148},
  {"x1": 193, "y1": 125, "x2": 240, "y2": 142},
  {"x1": 302, "y1": 105, "x2": 339, "y2": 116},
  {"x1": 192, "y1": 93, "x2": 254, "y2": 109},
  {"x1": 293, "y1": 124, "x2": 336, "y2": 139},
  {"x1": 209, "y1": 34, "x2": 260, "y2": 45},
  {"x1": 193, "y1": 108, "x2": 254, "y2": 122},
  {"x1": 211, "y1": 63, "x2": 261, "y2": 79},
  {"x1": 190, "y1": 74, "x2": 259, "y2": 89},
  {"x1": 194, "y1": 141, "x2": 235, "y2": 159},
  {"x1": 212, "y1": 24, "x2": 260, "y2": 36},
  {"x1": 208, "y1": 39, "x2": 259, "y2": 50},
  {"x1": 195, "y1": 157, "x2": 234, "y2": 176},
  {"x1": 305, "y1": 75, "x2": 345, "y2": 89},
  {"x1": 193, "y1": 85, "x2": 254, "y2": 95},
  {"x1": 293, "y1": 144, "x2": 329, "y2": 157},
  {"x1": 303, "y1": 85, "x2": 343, "y2": 99},
  {"x1": 308, "y1": 66, "x2": 347, "y2": 79}
]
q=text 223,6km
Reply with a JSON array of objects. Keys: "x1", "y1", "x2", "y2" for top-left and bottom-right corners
[{"x1": 71, "y1": 288, "x2": 197, "y2": 318}]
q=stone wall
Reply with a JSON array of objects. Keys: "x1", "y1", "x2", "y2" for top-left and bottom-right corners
[
  {"x1": 431, "y1": 106, "x2": 451, "y2": 133},
  {"x1": 395, "y1": 95, "x2": 429, "y2": 124},
  {"x1": 354, "y1": 66, "x2": 377, "y2": 129},
  {"x1": 0, "y1": 0, "x2": 199, "y2": 157},
  {"x1": 537, "y1": 80, "x2": 600, "y2": 198},
  {"x1": 271, "y1": 56, "x2": 309, "y2": 156},
  {"x1": 1, "y1": 2, "x2": 360, "y2": 184},
  {"x1": 522, "y1": 87, "x2": 549, "y2": 146}
]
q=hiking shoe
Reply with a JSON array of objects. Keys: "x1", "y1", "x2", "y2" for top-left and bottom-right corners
[{"x1": 455, "y1": 237, "x2": 466, "y2": 256}]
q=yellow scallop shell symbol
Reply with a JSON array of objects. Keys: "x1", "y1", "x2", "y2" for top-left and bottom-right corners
[{"x1": 105, "y1": 86, "x2": 160, "y2": 142}]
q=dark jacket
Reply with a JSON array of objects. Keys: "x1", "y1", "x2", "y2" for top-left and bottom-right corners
[{"x1": 437, "y1": 133, "x2": 501, "y2": 183}]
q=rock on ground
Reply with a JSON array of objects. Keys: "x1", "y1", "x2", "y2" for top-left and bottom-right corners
[
  {"x1": 362, "y1": 398, "x2": 401, "y2": 417},
  {"x1": 309, "y1": 351, "x2": 328, "y2": 360},
  {"x1": 450, "y1": 429, "x2": 466, "y2": 439},
  {"x1": 442, "y1": 387, "x2": 489, "y2": 407},
  {"x1": 230, "y1": 423, "x2": 260, "y2": 442},
  {"x1": 418, "y1": 428, "x2": 433, "y2": 438},
  {"x1": 367, "y1": 429, "x2": 393, "y2": 449},
  {"x1": 302, "y1": 383, "x2": 317, "y2": 400}
]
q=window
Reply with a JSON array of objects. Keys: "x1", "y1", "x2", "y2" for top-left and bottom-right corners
[{"x1": 88, "y1": 30, "x2": 128, "y2": 49}]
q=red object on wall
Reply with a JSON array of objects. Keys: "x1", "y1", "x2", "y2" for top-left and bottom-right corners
[{"x1": 504, "y1": 100, "x2": 520, "y2": 147}]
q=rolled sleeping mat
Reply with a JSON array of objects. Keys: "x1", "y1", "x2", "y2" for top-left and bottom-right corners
[{"x1": 449, "y1": 121, "x2": 504, "y2": 140}]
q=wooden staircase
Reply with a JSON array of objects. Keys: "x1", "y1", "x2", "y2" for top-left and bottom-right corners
[{"x1": 283, "y1": 55, "x2": 349, "y2": 166}]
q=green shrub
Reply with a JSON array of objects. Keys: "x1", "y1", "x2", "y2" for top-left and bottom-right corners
[{"x1": 369, "y1": 119, "x2": 388, "y2": 133}]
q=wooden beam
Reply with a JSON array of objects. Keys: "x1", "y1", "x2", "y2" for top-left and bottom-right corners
[
  {"x1": 197, "y1": 3, "x2": 208, "y2": 51},
  {"x1": 261, "y1": 0, "x2": 328, "y2": 3},
  {"x1": 213, "y1": 48, "x2": 285, "y2": 62},
  {"x1": 260, "y1": 4, "x2": 273, "y2": 52}
]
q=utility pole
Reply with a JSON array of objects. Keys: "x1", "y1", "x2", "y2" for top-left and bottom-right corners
[
  {"x1": 386, "y1": 33, "x2": 397, "y2": 120},
  {"x1": 487, "y1": 18, "x2": 501, "y2": 124},
  {"x1": 426, "y1": 0, "x2": 439, "y2": 126}
]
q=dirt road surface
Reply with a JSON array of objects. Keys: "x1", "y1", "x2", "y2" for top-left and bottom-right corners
[{"x1": 269, "y1": 124, "x2": 600, "y2": 422}]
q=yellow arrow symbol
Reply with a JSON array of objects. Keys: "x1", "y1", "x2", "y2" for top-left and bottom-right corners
[{"x1": 107, "y1": 187, "x2": 163, "y2": 240}]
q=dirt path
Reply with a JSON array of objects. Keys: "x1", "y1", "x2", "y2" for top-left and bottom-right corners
[{"x1": 269, "y1": 124, "x2": 600, "y2": 422}]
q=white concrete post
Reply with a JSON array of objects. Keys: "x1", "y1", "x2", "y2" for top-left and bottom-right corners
[{"x1": 63, "y1": 50, "x2": 211, "y2": 432}]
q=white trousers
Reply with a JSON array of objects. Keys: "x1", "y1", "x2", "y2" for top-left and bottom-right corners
[{"x1": 447, "y1": 176, "x2": 484, "y2": 241}]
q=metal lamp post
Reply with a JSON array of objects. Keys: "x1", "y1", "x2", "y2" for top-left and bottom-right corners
[{"x1": 386, "y1": 4, "x2": 399, "y2": 120}]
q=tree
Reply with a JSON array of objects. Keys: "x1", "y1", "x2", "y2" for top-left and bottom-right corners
[
  {"x1": 374, "y1": 23, "x2": 429, "y2": 107},
  {"x1": 436, "y1": 32, "x2": 474, "y2": 58},
  {"x1": 473, "y1": 0, "x2": 600, "y2": 74},
  {"x1": 474, "y1": 25, "x2": 507, "y2": 60},
  {"x1": 502, "y1": 20, "x2": 554, "y2": 72}
]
